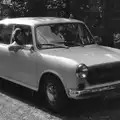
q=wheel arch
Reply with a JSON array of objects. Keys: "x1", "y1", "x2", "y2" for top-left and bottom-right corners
[{"x1": 38, "y1": 71, "x2": 67, "y2": 93}]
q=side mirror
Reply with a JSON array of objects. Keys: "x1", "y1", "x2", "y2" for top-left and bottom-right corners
[{"x1": 94, "y1": 36, "x2": 102, "y2": 45}]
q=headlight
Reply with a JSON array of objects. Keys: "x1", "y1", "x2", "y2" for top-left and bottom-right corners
[{"x1": 76, "y1": 64, "x2": 88, "y2": 79}]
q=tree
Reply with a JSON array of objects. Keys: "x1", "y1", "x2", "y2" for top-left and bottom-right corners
[{"x1": 0, "y1": 0, "x2": 47, "y2": 18}]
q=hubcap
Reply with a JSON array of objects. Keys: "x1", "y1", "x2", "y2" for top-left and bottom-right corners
[{"x1": 46, "y1": 83, "x2": 57, "y2": 104}]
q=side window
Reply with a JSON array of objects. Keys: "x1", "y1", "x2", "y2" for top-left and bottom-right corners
[
  {"x1": 0, "y1": 24, "x2": 13, "y2": 44},
  {"x1": 14, "y1": 25, "x2": 33, "y2": 45}
]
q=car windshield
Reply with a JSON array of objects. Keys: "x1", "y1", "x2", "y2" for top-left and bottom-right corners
[{"x1": 36, "y1": 23, "x2": 94, "y2": 49}]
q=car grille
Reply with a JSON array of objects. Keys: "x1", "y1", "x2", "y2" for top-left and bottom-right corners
[{"x1": 87, "y1": 62, "x2": 120, "y2": 85}]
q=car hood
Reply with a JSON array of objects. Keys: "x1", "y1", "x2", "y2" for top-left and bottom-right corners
[{"x1": 40, "y1": 44, "x2": 120, "y2": 66}]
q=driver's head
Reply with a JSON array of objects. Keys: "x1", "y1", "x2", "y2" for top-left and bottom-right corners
[{"x1": 13, "y1": 28, "x2": 25, "y2": 45}]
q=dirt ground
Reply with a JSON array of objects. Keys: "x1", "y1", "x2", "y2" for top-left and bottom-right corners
[{"x1": 0, "y1": 78, "x2": 120, "y2": 120}]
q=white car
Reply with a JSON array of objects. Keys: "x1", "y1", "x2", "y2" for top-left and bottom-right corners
[{"x1": 0, "y1": 17, "x2": 120, "y2": 112}]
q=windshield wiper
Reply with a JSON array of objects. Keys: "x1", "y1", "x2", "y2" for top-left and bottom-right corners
[
  {"x1": 41, "y1": 44, "x2": 69, "y2": 49},
  {"x1": 65, "y1": 41, "x2": 84, "y2": 47}
]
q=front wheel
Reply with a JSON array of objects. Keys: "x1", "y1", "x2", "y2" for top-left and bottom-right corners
[{"x1": 41, "y1": 75, "x2": 68, "y2": 112}]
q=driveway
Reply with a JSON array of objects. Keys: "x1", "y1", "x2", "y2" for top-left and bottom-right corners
[{"x1": 0, "y1": 78, "x2": 120, "y2": 120}]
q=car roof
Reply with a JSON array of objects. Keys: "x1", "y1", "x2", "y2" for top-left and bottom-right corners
[{"x1": 0, "y1": 17, "x2": 84, "y2": 26}]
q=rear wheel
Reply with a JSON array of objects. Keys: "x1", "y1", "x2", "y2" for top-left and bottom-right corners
[{"x1": 41, "y1": 75, "x2": 68, "y2": 112}]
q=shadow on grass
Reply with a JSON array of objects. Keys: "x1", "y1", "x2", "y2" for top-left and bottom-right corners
[{"x1": 0, "y1": 78, "x2": 120, "y2": 119}]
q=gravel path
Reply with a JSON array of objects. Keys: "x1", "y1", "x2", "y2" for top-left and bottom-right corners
[{"x1": 0, "y1": 92, "x2": 61, "y2": 120}]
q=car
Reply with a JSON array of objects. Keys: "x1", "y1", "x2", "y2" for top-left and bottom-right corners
[{"x1": 0, "y1": 17, "x2": 120, "y2": 112}]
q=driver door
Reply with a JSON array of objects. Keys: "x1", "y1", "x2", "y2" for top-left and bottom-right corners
[{"x1": 8, "y1": 25, "x2": 38, "y2": 89}]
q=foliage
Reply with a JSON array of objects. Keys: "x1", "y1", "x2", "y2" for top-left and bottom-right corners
[
  {"x1": 46, "y1": 0, "x2": 67, "y2": 10},
  {"x1": 0, "y1": 0, "x2": 37, "y2": 18},
  {"x1": 10, "y1": 0, "x2": 29, "y2": 17}
]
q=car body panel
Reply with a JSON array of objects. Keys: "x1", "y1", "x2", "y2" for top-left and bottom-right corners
[
  {"x1": 36, "y1": 50, "x2": 78, "y2": 90},
  {"x1": 8, "y1": 49, "x2": 38, "y2": 88},
  {"x1": 40, "y1": 45, "x2": 120, "y2": 67},
  {"x1": 0, "y1": 44, "x2": 11, "y2": 77}
]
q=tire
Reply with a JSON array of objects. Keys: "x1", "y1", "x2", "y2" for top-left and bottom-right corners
[{"x1": 41, "y1": 75, "x2": 68, "y2": 112}]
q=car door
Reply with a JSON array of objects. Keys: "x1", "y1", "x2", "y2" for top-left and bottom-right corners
[
  {"x1": 0, "y1": 24, "x2": 14, "y2": 78},
  {"x1": 8, "y1": 25, "x2": 38, "y2": 89}
]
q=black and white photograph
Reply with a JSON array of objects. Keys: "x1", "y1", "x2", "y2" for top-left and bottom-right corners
[{"x1": 0, "y1": 0, "x2": 120, "y2": 120}]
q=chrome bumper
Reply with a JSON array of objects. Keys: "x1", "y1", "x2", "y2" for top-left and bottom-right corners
[{"x1": 68, "y1": 82, "x2": 120, "y2": 99}]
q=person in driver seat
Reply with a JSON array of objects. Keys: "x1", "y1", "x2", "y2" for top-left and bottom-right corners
[
  {"x1": 13, "y1": 28, "x2": 26, "y2": 45},
  {"x1": 9, "y1": 27, "x2": 26, "y2": 52}
]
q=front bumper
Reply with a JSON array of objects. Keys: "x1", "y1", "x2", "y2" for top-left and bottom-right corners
[{"x1": 68, "y1": 81, "x2": 120, "y2": 99}]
